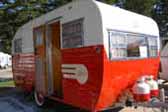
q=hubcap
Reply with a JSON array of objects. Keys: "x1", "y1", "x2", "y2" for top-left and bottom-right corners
[{"x1": 34, "y1": 91, "x2": 44, "y2": 106}]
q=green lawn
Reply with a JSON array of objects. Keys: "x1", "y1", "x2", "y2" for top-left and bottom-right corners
[{"x1": 0, "y1": 80, "x2": 15, "y2": 87}]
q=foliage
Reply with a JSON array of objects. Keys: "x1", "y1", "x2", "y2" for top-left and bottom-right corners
[
  {"x1": 0, "y1": 0, "x2": 46, "y2": 53},
  {"x1": 0, "y1": 0, "x2": 72, "y2": 53},
  {"x1": 123, "y1": 0, "x2": 156, "y2": 17},
  {"x1": 152, "y1": 0, "x2": 168, "y2": 40},
  {"x1": 98, "y1": 0, "x2": 118, "y2": 4}
]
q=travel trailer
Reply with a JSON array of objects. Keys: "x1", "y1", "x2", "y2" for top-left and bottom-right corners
[
  {"x1": 12, "y1": 0, "x2": 160, "y2": 111},
  {"x1": 0, "y1": 52, "x2": 11, "y2": 69},
  {"x1": 7, "y1": 54, "x2": 12, "y2": 67}
]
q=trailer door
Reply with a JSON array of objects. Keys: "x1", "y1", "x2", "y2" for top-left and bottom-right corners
[
  {"x1": 33, "y1": 26, "x2": 47, "y2": 95},
  {"x1": 48, "y1": 21, "x2": 62, "y2": 98}
]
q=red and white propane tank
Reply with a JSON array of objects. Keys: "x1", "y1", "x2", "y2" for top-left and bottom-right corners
[
  {"x1": 133, "y1": 75, "x2": 159, "y2": 102},
  {"x1": 146, "y1": 75, "x2": 159, "y2": 97}
]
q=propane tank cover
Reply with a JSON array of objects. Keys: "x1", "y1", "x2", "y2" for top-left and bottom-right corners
[
  {"x1": 146, "y1": 75, "x2": 159, "y2": 97},
  {"x1": 133, "y1": 77, "x2": 151, "y2": 102}
]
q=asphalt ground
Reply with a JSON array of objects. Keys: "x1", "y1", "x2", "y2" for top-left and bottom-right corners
[{"x1": 0, "y1": 68, "x2": 164, "y2": 112}]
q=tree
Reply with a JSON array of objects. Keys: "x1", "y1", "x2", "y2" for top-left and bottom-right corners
[
  {"x1": 152, "y1": 0, "x2": 168, "y2": 44},
  {"x1": 0, "y1": 0, "x2": 49, "y2": 53},
  {"x1": 0, "y1": 0, "x2": 72, "y2": 53},
  {"x1": 115, "y1": 0, "x2": 168, "y2": 46},
  {"x1": 123, "y1": 0, "x2": 156, "y2": 17},
  {"x1": 97, "y1": 0, "x2": 118, "y2": 4}
]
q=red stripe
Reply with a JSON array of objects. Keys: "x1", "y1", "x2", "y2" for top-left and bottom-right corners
[
  {"x1": 12, "y1": 53, "x2": 35, "y2": 92},
  {"x1": 151, "y1": 90, "x2": 159, "y2": 97},
  {"x1": 133, "y1": 94, "x2": 151, "y2": 102}
]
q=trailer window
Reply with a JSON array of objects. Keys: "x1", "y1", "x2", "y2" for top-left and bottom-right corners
[
  {"x1": 14, "y1": 38, "x2": 22, "y2": 53},
  {"x1": 108, "y1": 30, "x2": 158, "y2": 59},
  {"x1": 127, "y1": 34, "x2": 148, "y2": 58},
  {"x1": 34, "y1": 28, "x2": 43, "y2": 46},
  {"x1": 148, "y1": 37, "x2": 158, "y2": 57},
  {"x1": 62, "y1": 19, "x2": 84, "y2": 48}
]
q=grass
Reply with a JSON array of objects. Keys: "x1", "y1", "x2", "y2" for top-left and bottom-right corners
[{"x1": 0, "y1": 80, "x2": 15, "y2": 87}]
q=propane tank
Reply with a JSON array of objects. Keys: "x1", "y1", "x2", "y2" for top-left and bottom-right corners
[
  {"x1": 133, "y1": 77, "x2": 150, "y2": 102},
  {"x1": 146, "y1": 75, "x2": 159, "y2": 97}
]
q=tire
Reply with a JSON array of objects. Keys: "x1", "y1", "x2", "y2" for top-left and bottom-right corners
[{"x1": 34, "y1": 91, "x2": 45, "y2": 107}]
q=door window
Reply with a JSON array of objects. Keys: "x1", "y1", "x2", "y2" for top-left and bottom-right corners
[
  {"x1": 34, "y1": 28, "x2": 43, "y2": 46},
  {"x1": 62, "y1": 18, "x2": 84, "y2": 48},
  {"x1": 14, "y1": 38, "x2": 22, "y2": 53}
]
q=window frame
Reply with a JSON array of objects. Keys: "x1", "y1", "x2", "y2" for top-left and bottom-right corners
[
  {"x1": 14, "y1": 38, "x2": 22, "y2": 54},
  {"x1": 62, "y1": 18, "x2": 84, "y2": 49},
  {"x1": 108, "y1": 29, "x2": 159, "y2": 60},
  {"x1": 148, "y1": 37, "x2": 159, "y2": 57}
]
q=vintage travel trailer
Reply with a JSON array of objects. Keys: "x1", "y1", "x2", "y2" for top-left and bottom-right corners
[{"x1": 12, "y1": 0, "x2": 160, "y2": 111}]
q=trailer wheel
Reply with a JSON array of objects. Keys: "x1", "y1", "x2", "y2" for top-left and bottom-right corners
[{"x1": 34, "y1": 91, "x2": 45, "y2": 106}]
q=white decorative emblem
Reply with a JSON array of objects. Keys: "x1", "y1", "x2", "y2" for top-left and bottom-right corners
[{"x1": 62, "y1": 64, "x2": 88, "y2": 85}]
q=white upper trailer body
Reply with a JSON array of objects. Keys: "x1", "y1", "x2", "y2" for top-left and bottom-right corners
[{"x1": 12, "y1": 0, "x2": 159, "y2": 55}]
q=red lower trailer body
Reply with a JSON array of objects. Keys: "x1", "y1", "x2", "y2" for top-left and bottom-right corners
[{"x1": 12, "y1": 45, "x2": 160, "y2": 111}]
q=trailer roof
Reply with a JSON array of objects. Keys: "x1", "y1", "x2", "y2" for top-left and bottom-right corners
[
  {"x1": 95, "y1": 1, "x2": 159, "y2": 36},
  {"x1": 17, "y1": 0, "x2": 159, "y2": 37},
  {"x1": 12, "y1": 0, "x2": 160, "y2": 54}
]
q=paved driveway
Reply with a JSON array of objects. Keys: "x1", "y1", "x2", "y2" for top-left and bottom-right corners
[
  {"x1": 0, "y1": 88, "x2": 36, "y2": 112},
  {"x1": 0, "y1": 97, "x2": 34, "y2": 112},
  {"x1": 0, "y1": 68, "x2": 165, "y2": 112},
  {"x1": 0, "y1": 87, "x2": 162, "y2": 112}
]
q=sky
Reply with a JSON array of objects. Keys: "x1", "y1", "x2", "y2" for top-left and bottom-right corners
[{"x1": 0, "y1": 0, "x2": 15, "y2": 7}]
